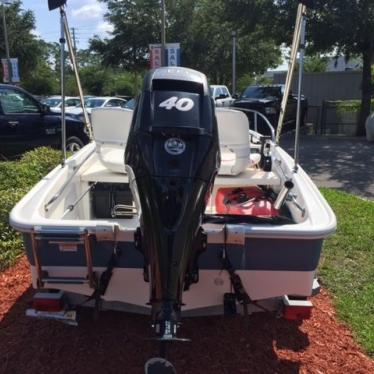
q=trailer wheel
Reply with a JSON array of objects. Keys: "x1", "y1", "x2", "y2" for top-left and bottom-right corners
[{"x1": 66, "y1": 136, "x2": 84, "y2": 153}]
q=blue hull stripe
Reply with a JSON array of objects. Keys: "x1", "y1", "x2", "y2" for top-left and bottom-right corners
[{"x1": 23, "y1": 234, "x2": 323, "y2": 272}]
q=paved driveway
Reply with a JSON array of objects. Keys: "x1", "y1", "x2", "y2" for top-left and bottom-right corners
[{"x1": 279, "y1": 134, "x2": 374, "y2": 200}]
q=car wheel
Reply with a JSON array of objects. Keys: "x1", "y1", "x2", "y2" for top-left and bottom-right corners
[{"x1": 66, "y1": 136, "x2": 84, "y2": 153}]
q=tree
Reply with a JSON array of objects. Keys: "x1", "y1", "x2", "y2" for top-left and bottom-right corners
[
  {"x1": 22, "y1": 40, "x2": 59, "y2": 95},
  {"x1": 303, "y1": 55, "x2": 328, "y2": 73},
  {"x1": 21, "y1": 60, "x2": 58, "y2": 95},
  {"x1": 178, "y1": 0, "x2": 280, "y2": 84},
  {"x1": 92, "y1": 0, "x2": 162, "y2": 70},
  {"x1": 79, "y1": 66, "x2": 112, "y2": 96},
  {"x1": 0, "y1": 1, "x2": 45, "y2": 86},
  {"x1": 273, "y1": 0, "x2": 374, "y2": 136},
  {"x1": 92, "y1": 0, "x2": 281, "y2": 88}
]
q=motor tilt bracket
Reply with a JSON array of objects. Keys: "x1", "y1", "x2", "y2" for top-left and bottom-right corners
[{"x1": 134, "y1": 227, "x2": 150, "y2": 282}]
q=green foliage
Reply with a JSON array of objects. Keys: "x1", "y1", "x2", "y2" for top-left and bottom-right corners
[
  {"x1": 92, "y1": 0, "x2": 162, "y2": 70},
  {"x1": 273, "y1": 1, "x2": 374, "y2": 135},
  {"x1": 320, "y1": 189, "x2": 374, "y2": 357},
  {"x1": 333, "y1": 99, "x2": 374, "y2": 115},
  {"x1": 0, "y1": 3, "x2": 60, "y2": 95},
  {"x1": 65, "y1": 74, "x2": 79, "y2": 96},
  {"x1": 303, "y1": 55, "x2": 328, "y2": 73},
  {"x1": 109, "y1": 72, "x2": 143, "y2": 96},
  {"x1": 0, "y1": 148, "x2": 60, "y2": 270},
  {"x1": 236, "y1": 74, "x2": 272, "y2": 94},
  {"x1": 0, "y1": 188, "x2": 26, "y2": 268},
  {"x1": 92, "y1": 0, "x2": 281, "y2": 86},
  {"x1": 78, "y1": 67, "x2": 141, "y2": 96},
  {"x1": 0, "y1": 147, "x2": 61, "y2": 190},
  {"x1": 237, "y1": 73, "x2": 255, "y2": 94},
  {"x1": 0, "y1": 1, "x2": 41, "y2": 84},
  {"x1": 21, "y1": 59, "x2": 59, "y2": 95},
  {"x1": 79, "y1": 66, "x2": 112, "y2": 96}
]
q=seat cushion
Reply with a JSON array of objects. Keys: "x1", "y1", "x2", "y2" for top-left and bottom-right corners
[
  {"x1": 91, "y1": 108, "x2": 133, "y2": 174},
  {"x1": 91, "y1": 107, "x2": 133, "y2": 144},
  {"x1": 216, "y1": 108, "x2": 250, "y2": 175}
]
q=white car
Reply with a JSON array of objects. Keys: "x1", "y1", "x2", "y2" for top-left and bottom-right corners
[
  {"x1": 66, "y1": 97, "x2": 127, "y2": 117},
  {"x1": 43, "y1": 96, "x2": 81, "y2": 113},
  {"x1": 210, "y1": 85, "x2": 234, "y2": 107}
]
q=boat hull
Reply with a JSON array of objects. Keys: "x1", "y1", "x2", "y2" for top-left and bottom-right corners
[{"x1": 23, "y1": 233, "x2": 322, "y2": 313}]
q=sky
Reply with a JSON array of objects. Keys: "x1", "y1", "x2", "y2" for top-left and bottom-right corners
[
  {"x1": 19, "y1": 0, "x2": 289, "y2": 71},
  {"x1": 21, "y1": 0, "x2": 113, "y2": 49}
]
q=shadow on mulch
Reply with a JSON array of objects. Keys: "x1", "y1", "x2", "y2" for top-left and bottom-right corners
[{"x1": 0, "y1": 287, "x2": 307, "y2": 374}]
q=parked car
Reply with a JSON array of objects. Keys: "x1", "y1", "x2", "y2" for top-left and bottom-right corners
[
  {"x1": 210, "y1": 85, "x2": 235, "y2": 107},
  {"x1": 124, "y1": 98, "x2": 136, "y2": 110},
  {"x1": 42, "y1": 96, "x2": 81, "y2": 113},
  {"x1": 0, "y1": 84, "x2": 88, "y2": 155},
  {"x1": 233, "y1": 84, "x2": 308, "y2": 135},
  {"x1": 66, "y1": 96, "x2": 128, "y2": 120}
]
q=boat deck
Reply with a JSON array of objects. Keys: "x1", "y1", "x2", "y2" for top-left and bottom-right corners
[{"x1": 80, "y1": 158, "x2": 281, "y2": 187}]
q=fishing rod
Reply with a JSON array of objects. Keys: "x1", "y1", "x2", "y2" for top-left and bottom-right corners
[
  {"x1": 275, "y1": 2, "x2": 306, "y2": 144},
  {"x1": 48, "y1": 0, "x2": 93, "y2": 166}
]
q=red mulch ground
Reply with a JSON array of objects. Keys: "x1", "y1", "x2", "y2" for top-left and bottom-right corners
[{"x1": 0, "y1": 257, "x2": 373, "y2": 374}]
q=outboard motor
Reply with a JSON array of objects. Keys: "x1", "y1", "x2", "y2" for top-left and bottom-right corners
[{"x1": 125, "y1": 67, "x2": 220, "y2": 339}]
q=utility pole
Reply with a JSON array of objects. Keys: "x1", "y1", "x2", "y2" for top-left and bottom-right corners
[
  {"x1": 161, "y1": 0, "x2": 166, "y2": 67},
  {"x1": 232, "y1": 31, "x2": 237, "y2": 96},
  {"x1": 71, "y1": 27, "x2": 77, "y2": 54},
  {"x1": 1, "y1": 0, "x2": 12, "y2": 83}
]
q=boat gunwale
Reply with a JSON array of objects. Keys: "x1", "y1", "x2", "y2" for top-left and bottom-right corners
[{"x1": 10, "y1": 141, "x2": 336, "y2": 241}]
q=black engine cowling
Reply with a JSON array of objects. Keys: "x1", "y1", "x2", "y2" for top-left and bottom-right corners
[{"x1": 125, "y1": 67, "x2": 220, "y2": 338}]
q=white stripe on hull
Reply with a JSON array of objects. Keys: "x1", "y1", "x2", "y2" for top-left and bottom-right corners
[{"x1": 30, "y1": 266, "x2": 315, "y2": 313}]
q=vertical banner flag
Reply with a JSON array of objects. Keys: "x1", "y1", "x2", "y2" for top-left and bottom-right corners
[
  {"x1": 2, "y1": 58, "x2": 20, "y2": 83},
  {"x1": 10, "y1": 58, "x2": 20, "y2": 82},
  {"x1": 1, "y1": 59, "x2": 10, "y2": 83},
  {"x1": 165, "y1": 43, "x2": 180, "y2": 67},
  {"x1": 149, "y1": 44, "x2": 162, "y2": 69},
  {"x1": 149, "y1": 43, "x2": 181, "y2": 68}
]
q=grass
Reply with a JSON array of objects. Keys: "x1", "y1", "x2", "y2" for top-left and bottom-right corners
[
  {"x1": 0, "y1": 147, "x2": 61, "y2": 270},
  {"x1": 319, "y1": 188, "x2": 374, "y2": 357},
  {"x1": 0, "y1": 151, "x2": 373, "y2": 356}
]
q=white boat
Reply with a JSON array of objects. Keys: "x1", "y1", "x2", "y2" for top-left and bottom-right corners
[{"x1": 10, "y1": 66, "x2": 336, "y2": 338}]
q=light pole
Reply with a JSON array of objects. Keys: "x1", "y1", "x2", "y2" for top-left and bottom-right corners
[
  {"x1": 1, "y1": 0, "x2": 12, "y2": 83},
  {"x1": 232, "y1": 31, "x2": 237, "y2": 96},
  {"x1": 161, "y1": 0, "x2": 166, "y2": 67}
]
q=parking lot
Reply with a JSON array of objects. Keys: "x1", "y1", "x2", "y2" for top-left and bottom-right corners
[{"x1": 280, "y1": 133, "x2": 374, "y2": 200}]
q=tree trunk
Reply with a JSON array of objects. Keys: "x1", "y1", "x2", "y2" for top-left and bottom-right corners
[{"x1": 357, "y1": 45, "x2": 373, "y2": 136}]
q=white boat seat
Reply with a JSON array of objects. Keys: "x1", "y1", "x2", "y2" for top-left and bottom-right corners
[
  {"x1": 216, "y1": 108, "x2": 250, "y2": 176},
  {"x1": 249, "y1": 153, "x2": 261, "y2": 167},
  {"x1": 91, "y1": 107, "x2": 252, "y2": 176},
  {"x1": 91, "y1": 108, "x2": 133, "y2": 174}
]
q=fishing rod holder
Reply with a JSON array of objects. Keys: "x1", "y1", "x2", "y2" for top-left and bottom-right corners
[{"x1": 274, "y1": 180, "x2": 294, "y2": 210}]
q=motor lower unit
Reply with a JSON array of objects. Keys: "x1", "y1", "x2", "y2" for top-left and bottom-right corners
[{"x1": 125, "y1": 67, "x2": 220, "y2": 340}]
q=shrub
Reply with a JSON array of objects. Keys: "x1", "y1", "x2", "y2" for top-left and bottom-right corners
[{"x1": 0, "y1": 147, "x2": 60, "y2": 269}]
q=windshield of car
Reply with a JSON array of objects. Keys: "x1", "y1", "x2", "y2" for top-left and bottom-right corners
[
  {"x1": 43, "y1": 98, "x2": 62, "y2": 107},
  {"x1": 241, "y1": 86, "x2": 281, "y2": 99},
  {"x1": 84, "y1": 98, "x2": 105, "y2": 108}
]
